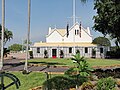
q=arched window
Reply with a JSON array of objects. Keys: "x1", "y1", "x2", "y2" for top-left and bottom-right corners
[
  {"x1": 75, "y1": 30, "x2": 77, "y2": 35},
  {"x1": 75, "y1": 30, "x2": 79, "y2": 35},
  {"x1": 77, "y1": 30, "x2": 79, "y2": 35}
]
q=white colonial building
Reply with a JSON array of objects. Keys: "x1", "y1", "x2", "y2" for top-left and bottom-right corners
[{"x1": 31, "y1": 22, "x2": 109, "y2": 58}]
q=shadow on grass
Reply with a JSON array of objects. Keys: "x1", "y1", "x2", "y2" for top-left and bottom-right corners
[
  {"x1": 4, "y1": 62, "x2": 25, "y2": 67},
  {"x1": 29, "y1": 61, "x2": 66, "y2": 66}
]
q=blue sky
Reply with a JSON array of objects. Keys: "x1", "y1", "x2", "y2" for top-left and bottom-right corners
[{"x1": 0, "y1": 0, "x2": 103, "y2": 46}]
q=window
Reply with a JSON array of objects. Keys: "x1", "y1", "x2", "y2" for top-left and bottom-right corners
[
  {"x1": 75, "y1": 30, "x2": 79, "y2": 35},
  {"x1": 85, "y1": 47, "x2": 88, "y2": 53},
  {"x1": 37, "y1": 47, "x2": 40, "y2": 53},
  {"x1": 75, "y1": 30, "x2": 77, "y2": 35},
  {"x1": 69, "y1": 47, "x2": 72, "y2": 53},
  {"x1": 77, "y1": 30, "x2": 79, "y2": 35},
  {"x1": 100, "y1": 48, "x2": 103, "y2": 53}
]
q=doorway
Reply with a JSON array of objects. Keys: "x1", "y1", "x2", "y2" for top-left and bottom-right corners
[{"x1": 52, "y1": 49, "x2": 57, "y2": 58}]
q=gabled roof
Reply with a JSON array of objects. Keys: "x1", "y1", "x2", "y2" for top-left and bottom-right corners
[
  {"x1": 63, "y1": 22, "x2": 92, "y2": 37},
  {"x1": 46, "y1": 22, "x2": 92, "y2": 38},
  {"x1": 57, "y1": 29, "x2": 66, "y2": 36},
  {"x1": 46, "y1": 28, "x2": 66, "y2": 37}
]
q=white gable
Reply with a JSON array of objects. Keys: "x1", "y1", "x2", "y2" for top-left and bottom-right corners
[
  {"x1": 46, "y1": 30, "x2": 63, "y2": 42},
  {"x1": 46, "y1": 22, "x2": 92, "y2": 43}
]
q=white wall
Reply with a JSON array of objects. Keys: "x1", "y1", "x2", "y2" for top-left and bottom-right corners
[{"x1": 46, "y1": 30, "x2": 63, "y2": 42}]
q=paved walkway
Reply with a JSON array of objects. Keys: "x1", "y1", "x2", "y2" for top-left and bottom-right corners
[{"x1": 3, "y1": 59, "x2": 69, "y2": 73}]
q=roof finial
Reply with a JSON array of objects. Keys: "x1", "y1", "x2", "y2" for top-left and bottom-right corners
[{"x1": 54, "y1": 25, "x2": 56, "y2": 29}]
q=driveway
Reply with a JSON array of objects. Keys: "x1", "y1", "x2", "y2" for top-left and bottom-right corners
[{"x1": 3, "y1": 59, "x2": 69, "y2": 73}]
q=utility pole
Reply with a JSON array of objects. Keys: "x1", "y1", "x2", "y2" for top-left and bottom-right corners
[
  {"x1": 24, "y1": 0, "x2": 31, "y2": 72},
  {"x1": 0, "y1": 0, "x2": 5, "y2": 70}
]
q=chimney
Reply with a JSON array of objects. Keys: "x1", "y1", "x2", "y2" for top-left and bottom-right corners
[{"x1": 48, "y1": 27, "x2": 52, "y2": 34}]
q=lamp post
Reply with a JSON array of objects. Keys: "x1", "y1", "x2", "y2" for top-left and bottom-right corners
[
  {"x1": 0, "y1": 0, "x2": 5, "y2": 71},
  {"x1": 24, "y1": 0, "x2": 31, "y2": 72}
]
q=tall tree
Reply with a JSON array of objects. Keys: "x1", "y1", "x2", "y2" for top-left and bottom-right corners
[
  {"x1": 8, "y1": 44, "x2": 23, "y2": 51},
  {"x1": 23, "y1": 0, "x2": 31, "y2": 73},
  {"x1": 93, "y1": 0, "x2": 120, "y2": 46},
  {"x1": 0, "y1": 24, "x2": 13, "y2": 45},
  {"x1": 92, "y1": 37, "x2": 111, "y2": 46}
]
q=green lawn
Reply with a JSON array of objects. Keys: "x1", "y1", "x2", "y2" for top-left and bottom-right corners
[
  {"x1": 4, "y1": 58, "x2": 120, "y2": 90},
  {"x1": 4, "y1": 72, "x2": 45, "y2": 90},
  {"x1": 28, "y1": 58, "x2": 120, "y2": 67},
  {"x1": 4, "y1": 72, "x2": 62, "y2": 90}
]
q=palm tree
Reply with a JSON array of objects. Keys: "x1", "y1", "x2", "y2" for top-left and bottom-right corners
[
  {"x1": 23, "y1": 0, "x2": 31, "y2": 73},
  {"x1": 0, "y1": 0, "x2": 5, "y2": 70},
  {"x1": 0, "y1": 25, "x2": 13, "y2": 45},
  {"x1": 4, "y1": 29, "x2": 13, "y2": 44}
]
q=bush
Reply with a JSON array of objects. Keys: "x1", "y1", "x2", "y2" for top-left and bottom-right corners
[
  {"x1": 93, "y1": 68, "x2": 120, "y2": 79},
  {"x1": 29, "y1": 51, "x2": 33, "y2": 59},
  {"x1": 44, "y1": 50, "x2": 48, "y2": 58},
  {"x1": 96, "y1": 77, "x2": 116, "y2": 90},
  {"x1": 42, "y1": 76, "x2": 87, "y2": 90},
  {"x1": 106, "y1": 48, "x2": 120, "y2": 59}
]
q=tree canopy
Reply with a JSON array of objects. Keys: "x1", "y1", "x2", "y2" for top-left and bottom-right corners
[
  {"x1": 92, "y1": 37, "x2": 111, "y2": 46},
  {"x1": 93, "y1": 0, "x2": 120, "y2": 46},
  {"x1": 0, "y1": 24, "x2": 13, "y2": 44},
  {"x1": 8, "y1": 44, "x2": 23, "y2": 51}
]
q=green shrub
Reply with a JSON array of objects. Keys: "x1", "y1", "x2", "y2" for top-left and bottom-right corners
[
  {"x1": 42, "y1": 76, "x2": 87, "y2": 90},
  {"x1": 29, "y1": 51, "x2": 33, "y2": 59},
  {"x1": 96, "y1": 77, "x2": 116, "y2": 90}
]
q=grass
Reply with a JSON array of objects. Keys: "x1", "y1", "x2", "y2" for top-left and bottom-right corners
[
  {"x1": 87, "y1": 58, "x2": 120, "y2": 67},
  {"x1": 28, "y1": 58, "x2": 120, "y2": 67},
  {"x1": 4, "y1": 72, "x2": 45, "y2": 90},
  {"x1": 4, "y1": 72, "x2": 62, "y2": 90},
  {"x1": 4, "y1": 58, "x2": 120, "y2": 90}
]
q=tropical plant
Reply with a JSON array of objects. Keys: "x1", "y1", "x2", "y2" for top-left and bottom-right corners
[
  {"x1": 65, "y1": 53, "x2": 93, "y2": 77},
  {"x1": 0, "y1": 25, "x2": 13, "y2": 57},
  {"x1": 96, "y1": 77, "x2": 116, "y2": 90},
  {"x1": 0, "y1": 24, "x2": 13, "y2": 45},
  {"x1": 64, "y1": 53, "x2": 93, "y2": 89},
  {"x1": 73, "y1": 53, "x2": 93, "y2": 76}
]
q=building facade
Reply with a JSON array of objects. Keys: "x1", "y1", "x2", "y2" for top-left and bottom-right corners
[{"x1": 31, "y1": 23, "x2": 109, "y2": 58}]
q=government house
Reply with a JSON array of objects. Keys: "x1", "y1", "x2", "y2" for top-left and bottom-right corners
[{"x1": 31, "y1": 22, "x2": 109, "y2": 58}]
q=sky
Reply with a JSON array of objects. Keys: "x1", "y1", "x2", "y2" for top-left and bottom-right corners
[{"x1": 0, "y1": 0, "x2": 103, "y2": 47}]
